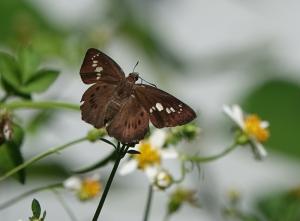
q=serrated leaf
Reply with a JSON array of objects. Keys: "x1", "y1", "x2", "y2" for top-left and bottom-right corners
[
  {"x1": 17, "y1": 47, "x2": 40, "y2": 83},
  {"x1": 242, "y1": 79, "x2": 300, "y2": 160},
  {"x1": 31, "y1": 199, "x2": 41, "y2": 218},
  {"x1": 0, "y1": 51, "x2": 20, "y2": 88},
  {"x1": 20, "y1": 69, "x2": 59, "y2": 93}
]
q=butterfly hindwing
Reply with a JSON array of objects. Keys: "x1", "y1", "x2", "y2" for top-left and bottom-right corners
[
  {"x1": 80, "y1": 82, "x2": 117, "y2": 128},
  {"x1": 80, "y1": 48, "x2": 125, "y2": 84},
  {"x1": 134, "y1": 84, "x2": 196, "y2": 128},
  {"x1": 107, "y1": 96, "x2": 150, "y2": 144}
]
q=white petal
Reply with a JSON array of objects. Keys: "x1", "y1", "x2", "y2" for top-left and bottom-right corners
[
  {"x1": 150, "y1": 129, "x2": 167, "y2": 148},
  {"x1": 88, "y1": 173, "x2": 101, "y2": 181},
  {"x1": 63, "y1": 176, "x2": 82, "y2": 190},
  {"x1": 223, "y1": 105, "x2": 244, "y2": 128},
  {"x1": 161, "y1": 148, "x2": 178, "y2": 159},
  {"x1": 119, "y1": 160, "x2": 138, "y2": 176},
  {"x1": 222, "y1": 105, "x2": 234, "y2": 119},
  {"x1": 232, "y1": 105, "x2": 245, "y2": 128},
  {"x1": 145, "y1": 166, "x2": 159, "y2": 182},
  {"x1": 260, "y1": 121, "x2": 269, "y2": 129},
  {"x1": 251, "y1": 139, "x2": 268, "y2": 160}
]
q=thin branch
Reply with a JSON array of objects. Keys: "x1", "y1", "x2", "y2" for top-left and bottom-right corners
[
  {"x1": 182, "y1": 142, "x2": 238, "y2": 163},
  {"x1": 0, "y1": 183, "x2": 62, "y2": 210},
  {"x1": 0, "y1": 100, "x2": 79, "y2": 111},
  {"x1": 52, "y1": 189, "x2": 78, "y2": 221},
  {"x1": 143, "y1": 185, "x2": 154, "y2": 221},
  {"x1": 0, "y1": 137, "x2": 87, "y2": 182}
]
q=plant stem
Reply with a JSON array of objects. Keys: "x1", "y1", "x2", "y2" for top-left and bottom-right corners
[
  {"x1": 182, "y1": 142, "x2": 238, "y2": 163},
  {"x1": 0, "y1": 100, "x2": 79, "y2": 111},
  {"x1": 52, "y1": 189, "x2": 78, "y2": 221},
  {"x1": 0, "y1": 137, "x2": 87, "y2": 182},
  {"x1": 143, "y1": 185, "x2": 153, "y2": 221},
  {"x1": 0, "y1": 183, "x2": 62, "y2": 210},
  {"x1": 92, "y1": 143, "x2": 126, "y2": 221}
]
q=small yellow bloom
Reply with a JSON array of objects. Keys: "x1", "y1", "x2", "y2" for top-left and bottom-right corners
[
  {"x1": 64, "y1": 174, "x2": 102, "y2": 201},
  {"x1": 244, "y1": 115, "x2": 269, "y2": 142},
  {"x1": 223, "y1": 105, "x2": 270, "y2": 159},
  {"x1": 78, "y1": 178, "x2": 102, "y2": 200},
  {"x1": 119, "y1": 129, "x2": 178, "y2": 183},
  {"x1": 134, "y1": 141, "x2": 161, "y2": 170}
]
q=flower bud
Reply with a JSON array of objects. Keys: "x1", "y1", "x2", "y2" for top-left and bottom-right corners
[{"x1": 87, "y1": 128, "x2": 107, "y2": 142}]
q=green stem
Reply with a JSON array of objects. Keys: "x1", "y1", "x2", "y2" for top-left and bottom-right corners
[
  {"x1": 0, "y1": 137, "x2": 87, "y2": 182},
  {"x1": 52, "y1": 189, "x2": 78, "y2": 221},
  {"x1": 92, "y1": 143, "x2": 127, "y2": 221},
  {"x1": 182, "y1": 142, "x2": 238, "y2": 163},
  {"x1": 0, "y1": 100, "x2": 79, "y2": 111},
  {"x1": 143, "y1": 185, "x2": 153, "y2": 221},
  {"x1": 0, "y1": 183, "x2": 62, "y2": 210}
]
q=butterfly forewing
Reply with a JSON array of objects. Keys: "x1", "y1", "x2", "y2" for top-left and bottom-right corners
[
  {"x1": 80, "y1": 48, "x2": 125, "y2": 84},
  {"x1": 134, "y1": 84, "x2": 196, "y2": 128},
  {"x1": 81, "y1": 82, "x2": 117, "y2": 128},
  {"x1": 107, "y1": 96, "x2": 149, "y2": 144}
]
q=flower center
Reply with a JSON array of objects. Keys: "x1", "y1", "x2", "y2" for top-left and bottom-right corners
[
  {"x1": 134, "y1": 141, "x2": 161, "y2": 170},
  {"x1": 244, "y1": 115, "x2": 269, "y2": 142},
  {"x1": 78, "y1": 179, "x2": 102, "y2": 200}
]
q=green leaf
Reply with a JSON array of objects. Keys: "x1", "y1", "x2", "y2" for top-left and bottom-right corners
[
  {"x1": 256, "y1": 190, "x2": 300, "y2": 221},
  {"x1": 20, "y1": 69, "x2": 59, "y2": 93},
  {"x1": 17, "y1": 47, "x2": 40, "y2": 83},
  {"x1": 41, "y1": 210, "x2": 46, "y2": 221},
  {"x1": 242, "y1": 79, "x2": 300, "y2": 160},
  {"x1": 31, "y1": 199, "x2": 41, "y2": 218},
  {"x1": 0, "y1": 123, "x2": 25, "y2": 184},
  {"x1": 0, "y1": 51, "x2": 20, "y2": 88}
]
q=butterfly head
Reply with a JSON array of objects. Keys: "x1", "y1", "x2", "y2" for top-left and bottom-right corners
[{"x1": 127, "y1": 72, "x2": 139, "y2": 83}]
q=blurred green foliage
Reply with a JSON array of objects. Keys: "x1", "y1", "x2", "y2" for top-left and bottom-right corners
[
  {"x1": 243, "y1": 79, "x2": 300, "y2": 160},
  {"x1": 255, "y1": 189, "x2": 300, "y2": 221},
  {"x1": 0, "y1": 48, "x2": 59, "y2": 99}
]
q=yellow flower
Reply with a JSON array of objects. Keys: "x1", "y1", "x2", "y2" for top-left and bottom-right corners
[
  {"x1": 223, "y1": 105, "x2": 270, "y2": 160},
  {"x1": 120, "y1": 129, "x2": 178, "y2": 182},
  {"x1": 63, "y1": 174, "x2": 102, "y2": 201},
  {"x1": 134, "y1": 141, "x2": 161, "y2": 170},
  {"x1": 244, "y1": 115, "x2": 269, "y2": 142}
]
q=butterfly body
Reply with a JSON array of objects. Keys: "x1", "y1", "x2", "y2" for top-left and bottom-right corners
[{"x1": 80, "y1": 48, "x2": 196, "y2": 144}]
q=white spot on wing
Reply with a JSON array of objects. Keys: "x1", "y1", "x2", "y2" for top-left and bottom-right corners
[
  {"x1": 93, "y1": 60, "x2": 98, "y2": 63},
  {"x1": 170, "y1": 107, "x2": 175, "y2": 112},
  {"x1": 92, "y1": 63, "x2": 97, "y2": 67},
  {"x1": 95, "y1": 67, "x2": 103, "y2": 72},
  {"x1": 166, "y1": 108, "x2": 171, "y2": 114},
  {"x1": 156, "y1": 103, "x2": 164, "y2": 111},
  {"x1": 150, "y1": 108, "x2": 153, "y2": 113},
  {"x1": 96, "y1": 73, "x2": 101, "y2": 80}
]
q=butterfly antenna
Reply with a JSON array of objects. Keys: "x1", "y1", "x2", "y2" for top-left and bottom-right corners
[
  {"x1": 132, "y1": 61, "x2": 139, "y2": 72},
  {"x1": 139, "y1": 76, "x2": 157, "y2": 88}
]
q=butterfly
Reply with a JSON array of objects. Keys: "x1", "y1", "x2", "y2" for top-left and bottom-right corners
[{"x1": 80, "y1": 48, "x2": 196, "y2": 144}]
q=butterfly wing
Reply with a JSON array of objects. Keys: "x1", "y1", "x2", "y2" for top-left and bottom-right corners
[
  {"x1": 80, "y1": 82, "x2": 117, "y2": 128},
  {"x1": 80, "y1": 48, "x2": 125, "y2": 84},
  {"x1": 134, "y1": 84, "x2": 196, "y2": 128},
  {"x1": 107, "y1": 96, "x2": 149, "y2": 144}
]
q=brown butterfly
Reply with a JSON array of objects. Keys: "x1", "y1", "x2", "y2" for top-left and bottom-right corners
[{"x1": 80, "y1": 48, "x2": 196, "y2": 144}]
